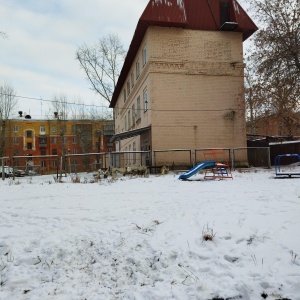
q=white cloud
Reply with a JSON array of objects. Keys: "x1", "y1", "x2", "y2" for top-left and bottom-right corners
[{"x1": 0, "y1": 0, "x2": 251, "y2": 118}]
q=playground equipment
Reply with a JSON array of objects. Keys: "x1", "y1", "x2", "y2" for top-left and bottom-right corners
[
  {"x1": 275, "y1": 154, "x2": 300, "y2": 178},
  {"x1": 179, "y1": 150, "x2": 232, "y2": 180},
  {"x1": 179, "y1": 161, "x2": 215, "y2": 180}
]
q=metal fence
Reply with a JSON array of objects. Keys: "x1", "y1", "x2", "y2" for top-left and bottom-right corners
[
  {"x1": 232, "y1": 147, "x2": 271, "y2": 170},
  {"x1": 153, "y1": 149, "x2": 193, "y2": 169},
  {"x1": 13, "y1": 155, "x2": 59, "y2": 176},
  {"x1": 109, "y1": 151, "x2": 150, "y2": 168},
  {"x1": 195, "y1": 148, "x2": 231, "y2": 165},
  {"x1": 1, "y1": 147, "x2": 272, "y2": 179}
]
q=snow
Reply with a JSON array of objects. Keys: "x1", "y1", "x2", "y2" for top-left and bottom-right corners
[{"x1": 0, "y1": 170, "x2": 299, "y2": 300}]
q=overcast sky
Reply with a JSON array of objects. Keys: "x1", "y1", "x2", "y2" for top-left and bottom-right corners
[{"x1": 0, "y1": 0, "x2": 252, "y2": 119}]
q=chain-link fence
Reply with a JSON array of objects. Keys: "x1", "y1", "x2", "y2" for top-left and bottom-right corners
[
  {"x1": 153, "y1": 149, "x2": 193, "y2": 169},
  {"x1": 1, "y1": 147, "x2": 272, "y2": 179},
  {"x1": 12, "y1": 155, "x2": 59, "y2": 176}
]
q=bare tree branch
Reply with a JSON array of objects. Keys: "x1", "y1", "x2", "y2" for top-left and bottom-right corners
[
  {"x1": 76, "y1": 33, "x2": 126, "y2": 104},
  {"x1": 246, "y1": 0, "x2": 300, "y2": 136},
  {"x1": 0, "y1": 81, "x2": 18, "y2": 157}
]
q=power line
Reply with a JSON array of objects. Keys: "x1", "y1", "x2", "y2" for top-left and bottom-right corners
[
  {"x1": 0, "y1": 92, "x2": 243, "y2": 113},
  {"x1": 0, "y1": 92, "x2": 109, "y2": 109}
]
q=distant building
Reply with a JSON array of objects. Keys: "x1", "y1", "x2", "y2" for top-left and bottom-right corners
[
  {"x1": 3, "y1": 116, "x2": 114, "y2": 173},
  {"x1": 247, "y1": 112, "x2": 300, "y2": 138},
  {"x1": 110, "y1": 0, "x2": 257, "y2": 167}
]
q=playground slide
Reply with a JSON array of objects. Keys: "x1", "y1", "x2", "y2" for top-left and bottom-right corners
[{"x1": 179, "y1": 161, "x2": 216, "y2": 180}]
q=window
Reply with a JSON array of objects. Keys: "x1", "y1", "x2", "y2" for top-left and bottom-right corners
[
  {"x1": 125, "y1": 115, "x2": 128, "y2": 131},
  {"x1": 132, "y1": 104, "x2": 135, "y2": 125},
  {"x1": 13, "y1": 137, "x2": 18, "y2": 145},
  {"x1": 131, "y1": 72, "x2": 134, "y2": 87},
  {"x1": 72, "y1": 136, "x2": 77, "y2": 144},
  {"x1": 51, "y1": 126, "x2": 56, "y2": 132},
  {"x1": 142, "y1": 45, "x2": 147, "y2": 66},
  {"x1": 27, "y1": 142, "x2": 32, "y2": 149},
  {"x1": 73, "y1": 148, "x2": 77, "y2": 154},
  {"x1": 52, "y1": 160, "x2": 58, "y2": 167},
  {"x1": 52, "y1": 137, "x2": 57, "y2": 144},
  {"x1": 143, "y1": 88, "x2": 148, "y2": 112},
  {"x1": 13, "y1": 125, "x2": 18, "y2": 132},
  {"x1": 40, "y1": 137, "x2": 46, "y2": 144},
  {"x1": 128, "y1": 110, "x2": 131, "y2": 129},
  {"x1": 129, "y1": 144, "x2": 132, "y2": 165},
  {"x1": 26, "y1": 130, "x2": 33, "y2": 138},
  {"x1": 63, "y1": 137, "x2": 67, "y2": 144},
  {"x1": 41, "y1": 149, "x2": 46, "y2": 156},
  {"x1": 40, "y1": 125, "x2": 46, "y2": 134},
  {"x1": 127, "y1": 81, "x2": 130, "y2": 96},
  {"x1": 52, "y1": 149, "x2": 58, "y2": 155},
  {"x1": 137, "y1": 96, "x2": 141, "y2": 120},
  {"x1": 72, "y1": 125, "x2": 77, "y2": 133},
  {"x1": 41, "y1": 161, "x2": 46, "y2": 168},
  {"x1": 136, "y1": 60, "x2": 140, "y2": 79},
  {"x1": 123, "y1": 89, "x2": 126, "y2": 102},
  {"x1": 133, "y1": 142, "x2": 136, "y2": 164},
  {"x1": 60, "y1": 125, "x2": 66, "y2": 133}
]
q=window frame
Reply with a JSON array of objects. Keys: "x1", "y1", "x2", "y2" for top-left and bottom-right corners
[
  {"x1": 123, "y1": 88, "x2": 126, "y2": 102},
  {"x1": 142, "y1": 45, "x2": 147, "y2": 66},
  {"x1": 127, "y1": 81, "x2": 130, "y2": 96},
  {"x1": 128, "y1": 110, "x2": 131, "y2": 129},
  {"x1": 132, "y1": 104, "x2": 135, "y2": 125},
  {"x1": 131, "y1": 72, "x2": 134, "y2": 87},
  {"x1": 143, "y1": 88, "x2": 148, "y2": 112},
  {"x1": 136, "y1": 60, "x2": 140, "y2": 79},
  {"x1": 26, "y1": 130, "x2": 33, "y2": 138},
  {"x1": 40, "y1": 125, "x2": 46, "y2": 134},
  {"x1": 137, "y1": 96, "x2": 141, "y2": 120}
]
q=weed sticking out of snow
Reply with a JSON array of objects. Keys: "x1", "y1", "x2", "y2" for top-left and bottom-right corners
[{"x1": 202, "y1": 223, "x2": 216, "y2": 242}]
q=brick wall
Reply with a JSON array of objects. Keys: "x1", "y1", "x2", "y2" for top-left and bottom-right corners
[{"x1": 115, "y1": 26, "x2": 248, "y2": 165}]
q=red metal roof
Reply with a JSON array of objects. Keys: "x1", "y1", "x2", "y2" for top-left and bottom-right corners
[{"x1": 110, "y1": 0, "x2": 257, "y2": 108}]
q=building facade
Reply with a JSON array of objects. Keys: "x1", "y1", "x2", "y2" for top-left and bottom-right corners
[
  {"x1": 3, "y1": 116, "x2": 114, "y2": 173},
  {"x1": 110, "y1": 0, "x2": 257, "y2": 167}
]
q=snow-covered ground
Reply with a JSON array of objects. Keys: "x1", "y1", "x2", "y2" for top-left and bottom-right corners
[{"x1": 0, "y1": 169, "x2": 299, "y2": 300}]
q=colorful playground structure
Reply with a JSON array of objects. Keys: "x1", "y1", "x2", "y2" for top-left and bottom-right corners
[
  {"x1": 179, "y1": 150, "x2": 232, "y2": 180},
  {"x1": 275, "y1": 154, "x2": 300, "y2": 178}
]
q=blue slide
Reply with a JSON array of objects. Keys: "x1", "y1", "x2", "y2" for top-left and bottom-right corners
[{"x1": 179, "y1": 161, "x2": 216, "y2": 180}]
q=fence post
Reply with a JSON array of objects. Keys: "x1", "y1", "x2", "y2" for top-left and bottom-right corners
[
  {"x1": 267, "y1": 147, "x2": 271, "y2": 168},
  {"x1": 1, "y1": 157, "x2": 4, "y2": 181},
  {"x1": 231, "y1": 149, "x2": 235, "y2": 171}
]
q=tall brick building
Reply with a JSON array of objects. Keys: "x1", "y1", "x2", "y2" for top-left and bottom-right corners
[{"x1": 110, "y1": 0, "x2": 257, "y2": 166}]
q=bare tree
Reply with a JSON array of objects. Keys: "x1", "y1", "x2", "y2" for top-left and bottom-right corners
[
  {"x1": 244, "y1": 65, "x2": 265, "y2": 134},
  {"x1": 0, "y1": 82, "x2": 18, "y2": 157},
  {"x1": 246, "y1": 0, "x2": 300, "y2": 135},
  {"x1": 76, "y1": 33, "x2": 126, "y2": 104},
  {"x1": 249, "y1": 0, "x2": 300, "y2": 77},
  {"x1": 52, "y1": 93, "x2": 69, "y2": 120}
]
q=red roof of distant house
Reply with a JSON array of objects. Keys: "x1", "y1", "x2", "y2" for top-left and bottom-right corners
[{"x1": 110, "y1": 0, "x2": 257, "y2": 108}]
